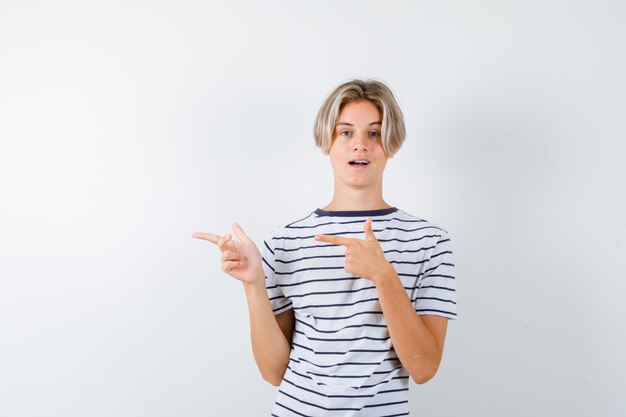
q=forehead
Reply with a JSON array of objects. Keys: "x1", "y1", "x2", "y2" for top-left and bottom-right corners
[{"x1": 336, "y1": 100, "x2": 382, "y2": 125}]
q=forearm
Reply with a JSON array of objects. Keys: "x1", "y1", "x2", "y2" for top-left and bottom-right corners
[
  {"x1": 243, "y1": 272, "x2": 291, "y2": 385},
  {"x1": 374, "y1": 268, "x2": 442, "y2": 384}
]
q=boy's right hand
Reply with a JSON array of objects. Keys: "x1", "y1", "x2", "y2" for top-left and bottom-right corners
[{"x1": 192, "y1": 223, "x2": 264, "y2": 285}]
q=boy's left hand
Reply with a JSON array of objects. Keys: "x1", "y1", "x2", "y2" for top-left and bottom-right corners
[{"x1": 314, "y1": 217, "x2": 395, "y2": 283}]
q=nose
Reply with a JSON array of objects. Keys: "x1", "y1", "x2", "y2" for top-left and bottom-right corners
[{"x1": 352, "y1": 131, "x2": 369, "y2": 151}]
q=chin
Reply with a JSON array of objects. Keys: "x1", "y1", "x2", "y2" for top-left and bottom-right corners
[{"x1": 346, "y1": 179, "x2": 377, "y2": 189}]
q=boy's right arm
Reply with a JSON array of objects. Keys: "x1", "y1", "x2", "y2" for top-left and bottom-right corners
[
  {"x1": 192, "y1": 224, "x2": 293, "y2": 386},
  {"x1": 244, "y1": 275, "x2": 294, "y2": 386}
]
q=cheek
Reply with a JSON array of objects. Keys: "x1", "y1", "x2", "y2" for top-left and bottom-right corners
[
  {"x1": 375, "y1": 149, "x2": 388, "y2": 169},
  {"x1": 328, "y1": 147, "x2": 346, "y2": 169}
]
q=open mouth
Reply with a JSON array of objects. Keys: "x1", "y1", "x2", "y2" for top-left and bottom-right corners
[{"x1": 349, "y1": 159, "x2": 370, "y2": 166}]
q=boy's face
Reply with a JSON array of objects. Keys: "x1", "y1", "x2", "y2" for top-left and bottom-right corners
[{"x1": 327, "y1": 100, "x2": 388, "y2": 190}]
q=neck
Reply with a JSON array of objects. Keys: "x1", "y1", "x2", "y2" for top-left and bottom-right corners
[{"x1": 322, "y1": 181, "x2": 390, "y2": 212}]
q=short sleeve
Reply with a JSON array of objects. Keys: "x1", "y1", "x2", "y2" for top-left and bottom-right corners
[
  {"x1": 413, "y1": 232, "x2": 458, "y2": 319},
  {"x1": 261, "y1": 237, "x2": 292, "y2": 315}
]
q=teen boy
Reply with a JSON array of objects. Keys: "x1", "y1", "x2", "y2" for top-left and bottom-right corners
[{"x1": 193, "y1": 79, "x2": 457, "y2": 416}]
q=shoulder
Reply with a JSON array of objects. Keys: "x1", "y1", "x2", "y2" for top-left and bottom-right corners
[
  {"x1": 262, "y1": 210, "x2": 320, "y2": 245},
  {"x1": 390, "y1": 209, "x2": 449, "y2": 238}
]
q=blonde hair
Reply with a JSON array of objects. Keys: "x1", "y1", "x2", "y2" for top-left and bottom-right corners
[{"x1": 313, "y1": 79, "x2": 406, "y2": 157}]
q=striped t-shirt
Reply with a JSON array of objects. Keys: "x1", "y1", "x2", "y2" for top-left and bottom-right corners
[{"x1": 261, "y1": 207, "x2": 457, "y2": 417}]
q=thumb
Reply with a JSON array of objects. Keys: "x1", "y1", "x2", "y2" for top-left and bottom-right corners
[
  {"x1": 364, "y1": 217, "x2": 377, "y2": 241},
  {"x1": 232, "y1": 223, "x2": 250, "y2": 243}
]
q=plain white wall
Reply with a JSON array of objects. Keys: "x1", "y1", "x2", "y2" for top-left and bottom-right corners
[{"x1": 1, "y1": 1, "x2": 625, "y2": 416}]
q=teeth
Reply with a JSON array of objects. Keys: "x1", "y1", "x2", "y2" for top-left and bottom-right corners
[{"x1": 350, "y1": 160, "x2": 369, "y2": 165}]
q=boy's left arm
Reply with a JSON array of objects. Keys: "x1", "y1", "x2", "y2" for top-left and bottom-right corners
[
  {"x1": 314, "y1": 217, "x2": 448, "y2": 384},
  {"x1": 373, "y1": 269, "x2": 448, "y2": 384}
]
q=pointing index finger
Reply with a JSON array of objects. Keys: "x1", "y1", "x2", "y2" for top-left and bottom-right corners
[{"x1": 192, "y1": 232, "x2": 221, "y2": 244}]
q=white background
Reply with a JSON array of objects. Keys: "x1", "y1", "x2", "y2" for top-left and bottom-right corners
[{"x1": 1, "y1": 1, "x2": 625, "y2": 416}]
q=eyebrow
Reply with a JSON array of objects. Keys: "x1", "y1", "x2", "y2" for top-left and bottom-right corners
[{"x1": 335, "y1": 121, "x2": 382, "y2": 127}]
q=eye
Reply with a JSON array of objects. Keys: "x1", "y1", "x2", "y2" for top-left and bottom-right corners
[
  {"x1": 339, "y1": 130, "x2": 351, "y2": 137},
  {"x1": 369, "y1": 131, "x2": 381, "y2": 138}
]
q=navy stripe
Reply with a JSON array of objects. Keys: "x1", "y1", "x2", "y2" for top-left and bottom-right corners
[
  {"x1": 279, "y1": 389, "x2": 360, "y2": 411},
  {"x1": 388, "y1": 216, "x2": 425, "y2": 223},
  {"x1": 264, "y1": 240, "x2": 275, "y2": 256},
  {"x1": 275, "y1": 401, "x2": 312, "y2": 417},
  {"x1": 294, "y1": 332, "x2": 390, "y2": 343},
  {"x1": 275, "y1": 227, "x2": 443, "y2": 242},
  {"x1": 278, "y1": 276, "x2": 359, "y2": 288},
  {"x1": 288, "y1": 285, "x2": 411, "y2": 299},
  {"x1": 273, "y1": 265, "x2": 425, "y2": 281},
  {"x1": 378, "y1": 388, "x2": 410, "y2": 395},
  {"x1": 287, "y1": 219, "x2": 369, "y2": 229},
  {"x1": 286, "y1": 365, "x2": 410, "y2": 389},
  {"x1": 287, "y1": 365, "x2": 315, "y2": 381},
  {"x1": 283, "y1": 377, "x2": 375, "y2": 399},
  {"x1": 273, "y1": 228, "x2": 386, "y2": 241},
  {"x1": 295, "y1": 297, "x2": 379, "y2": 310},
  {"x1": 398, "y1": 272, "x2": 424, "y2": 279},
  {"x1": 274, "y1": 243, "x2": 335, "y2": 252},
  {"x1": 363, "y1": 399, "x2": 409, "y2": 409},
  {"x1": 358, "y1": 375, "x2": 410, "y2": 389},
  {"x1": 283, "y1": 378, "x2": 367, "y2": 399},
  {"x1": 377, "y1": 235, "x2": 440, "y2": 243},
  {"x1": 389, "y1": 259, "x2": 429, "y2": 265},
  {"x1": 386, "y1": 226, "x2": 444, "y2": 233},
  {"x1": 413, "y1": 296, "x2": 457, "y2": 305},
  {"x1": 306, "y1": 371, "x2": 372, "y2": 379},
  {"x1": 416, "y1": 308, "x2": 457, "y2": 316},
  {"x1": 288, "y1": 285, "x2": 377, "y2": 299},
  {"x1": 419, "y1": 284, "x2": 455, "y2": 292},
  {"x1": 293, "y1": 342, "x2": 389, "y2": 355},
  {"x1": 290, "y1": 356, "x2": 398, "y2": 368},
  {"x1": 306, "y1": 366, "x2": 402, "y2": 379},
  {"x1": 430, "y1": 250, "x2": 453, "y2": 259},
  {"x1": 384, "y1": 245, "x2": 435, "y2": 254},
  {"x1": 272, "y1": 302, "x2": 293, "y2": 313},
  {"x1": 285, "y1": 212, "x2": 316, "y2": 228},
  {"x1": 285, "y1": 217, "x2": 427, "y2": 229},
  {"x1": 295, "y1": 318, "x2": 387, "y2": 334},
  {"x1": 425, "y1": 274, "x2": 455, "y2": 279},
  {"x1": 311, "y1": 310, "x2": 384, "y2": 321},
  {"x1": 275, "y1": 254, "x2": 345, "y2": 264},
  {"x1": 262, "y1": 256, "x2": 275, "y2": 272},
  {"x1": 275, "y1": 266, "x2": 344, "y2": 275},
  {"x1": 424, "y1": 262, "x2": 455, "y2": 274}
]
